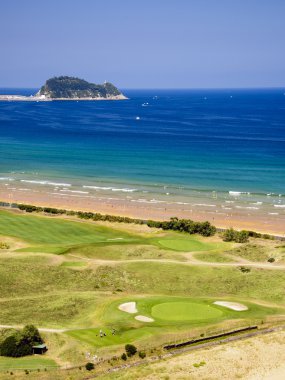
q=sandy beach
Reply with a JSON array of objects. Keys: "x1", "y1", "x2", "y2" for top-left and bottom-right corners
[{"x1": 0, "y1": 185, "x2": 284, "y2": 236}]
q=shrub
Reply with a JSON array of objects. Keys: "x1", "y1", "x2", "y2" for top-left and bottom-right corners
[
  {"x1": 239, "y1": 266, "x2": 251, "y2": 273},
  {"x1": 268, "y1": 257, "x2": 275, "y2": 263},
  {"x1": 223, "y1": 228, "x2": 249, "y2": 243},
  {"x1": 121, "y1": 353, "x2": 127, "y2": 361},
  {"x1": 235, "y1": 230, "x2": 249, "y2": 243},
  {"x1": 125, "y1": 344, "x2": 137, "y2": 357},
  {"x1": 193, "y1": 361, "x2": 206, "y2": 368},
  {"x1": 138, "y1": 351, "x2": 146, "y2": 359},
  {"x1": 223, "y1": 228, "x2": 236, "y2": 242},
  {"x1": 0, "y1": 242, "x2": 10, "y2": 249},
  {"x1": 85, "y1": 362, "x2": 94, "y2": 371}
]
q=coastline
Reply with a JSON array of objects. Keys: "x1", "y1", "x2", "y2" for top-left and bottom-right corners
[
  {"x1": 0, "y1": 94, "x2": 128, "y2": 101},
  {"x1": 1, "y1": 188, "x2": 284, "y2": 236}
]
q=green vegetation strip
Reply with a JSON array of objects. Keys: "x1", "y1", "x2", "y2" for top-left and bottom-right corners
[{"x1": 0, "y1": 356, "x2": 58, "y2": 371}]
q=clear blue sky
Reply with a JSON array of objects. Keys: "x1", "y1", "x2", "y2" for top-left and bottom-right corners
[{"x1": 0, "y1": 0, "x2": 284, "y2": 88}]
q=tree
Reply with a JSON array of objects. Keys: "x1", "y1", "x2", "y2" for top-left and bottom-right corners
[
  {"x1": 20, "y1": 325, "x2": 43, "y2": 345},
  {"x1": 121, "y1": 353, "x2": 127, "y2": 361},
  {"x1": 0, "y1": 335, "x2": 32, "y2": 358},
  {"x1": 125, "y1": 344, "x2": 137, "y2": 357},
  {"x1": 0, "y1": 325, "x2": 43, "y2": 358}
]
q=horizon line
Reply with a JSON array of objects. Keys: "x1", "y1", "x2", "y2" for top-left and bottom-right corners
[{"x1": 0, "y1": 86, "x2": 285, "y2": 91}]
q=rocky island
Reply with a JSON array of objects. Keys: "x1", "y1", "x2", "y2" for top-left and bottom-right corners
[{"x1": 0, "y1": 76, "x2": 127, "y2": 101}]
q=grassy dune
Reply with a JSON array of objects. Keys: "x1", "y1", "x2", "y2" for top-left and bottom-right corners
[{"x1": 0, "y1": 209, "x2": 284, "y2": 374}]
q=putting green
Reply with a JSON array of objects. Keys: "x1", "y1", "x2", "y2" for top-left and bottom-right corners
[
  {"x1": 158, "y1": 239, "x2": 215, "y2": 252},
  {"x1": 151, "y1": 302, "x2": 223, "y2": 321}
]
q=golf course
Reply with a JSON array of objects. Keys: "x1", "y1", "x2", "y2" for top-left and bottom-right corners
[{"x1": 0, "y1": 208, "x2": 285, "y2": 378}]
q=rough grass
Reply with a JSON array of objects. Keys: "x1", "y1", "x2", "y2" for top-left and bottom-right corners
[
  {"x1": 193, "y1": 252, "x2": 236, "y2": 263},
  {"x1": 0, "y1": 293, "x2": 99, "y2": 328},
  {"x1": 66, "y1": 243, "x2": 185, "y2": 261},
  {"x1": 227, "y1": 244, "x2": 270, "y2": 262}
]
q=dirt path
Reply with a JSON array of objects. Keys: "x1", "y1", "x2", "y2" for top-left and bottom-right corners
[{"x1": 68, "y1": 254, "x2": 285, "y2": 270}]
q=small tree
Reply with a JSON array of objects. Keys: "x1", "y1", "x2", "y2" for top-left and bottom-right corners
[
  {"x1": 121, "y1": 353, "x2": 127, "y2": 361},
  {"x1": 125, "y1": 344, "x2": 137, "y2": 357},
  {"x1": 235, "y1": 230, "x2": 249, "y2": 243},
  {"x1": 223, "y1": 228, "x2": 236, "y2": 242},
  {"x1": 138, "y1": 351, "x2": 146, "y2": 359},
  {"x1": 85, "y1": 362, "x2": 94, "y2": 371}
]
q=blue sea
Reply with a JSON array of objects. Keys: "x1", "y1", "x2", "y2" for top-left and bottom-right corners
[{"x1": 0, "y1": 88, "x2": 284, "y2": 228}]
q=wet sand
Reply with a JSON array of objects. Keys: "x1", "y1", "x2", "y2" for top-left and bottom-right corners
[{"x1": 1, "y1": 187, "x2": 284, "y2": 236}]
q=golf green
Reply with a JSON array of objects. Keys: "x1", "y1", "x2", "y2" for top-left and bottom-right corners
[{"x1": 151, "y1": 302, "x2": 223, "y2": 321}]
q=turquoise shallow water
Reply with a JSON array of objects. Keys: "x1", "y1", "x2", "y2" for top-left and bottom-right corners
[{"x1": 0, "y1": 88, "x2": 284, "y2": 219}]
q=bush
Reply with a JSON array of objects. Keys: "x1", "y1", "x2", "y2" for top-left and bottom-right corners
[
  {"x1": 223, "y1": 228, "x2": 249, "y2": 243},
  {"x1": 147, "y1": 217, "x2": 216, "y2": 237},
  {"x1": 193, "y1": 361, "x2": 206, "y2": 368},
  {"x1": 85, "y1": 362, "x2": 94, "y2": 371},
  {"x1": 239, "y1": 266, "x2": 251, "y2": 273},
  {"x1": 223, "y1": 228, "x2": 236, "y2": 242},
  {"x1": 138, "y1": 351, "x2": 146, "y2": 359},
  {"x1": 121, "y1": 353, "x2": 127, "y2": 361},
  {"x1": 268, "y1": 257, "x2": 275, "y2": 263},
  {"x1": 0, "y1": 242, "x2": 10, "y2": 249},
  {"x1": 125, "y1": 344, "x2": 137, "y2": 357}
]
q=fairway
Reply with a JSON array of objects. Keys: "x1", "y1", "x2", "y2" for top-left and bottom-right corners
[
  {"x1": 0, "y1": 210, "x2": 134, "y2": 244},
  {"x1": 0, "y1": 356, "x2": 58, "y2": 371},
  {"x1": 151, "y1": 302, "x2": 223, "y2": 321}
]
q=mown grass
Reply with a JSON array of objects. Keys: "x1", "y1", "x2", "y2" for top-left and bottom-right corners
[
  {"x1": 67, "y1": 295, "x2": 275, "y2": 349},
  {"x1": 0, "y1": 210, "x2": 136, "y2": 245},
  {"x1": 0, "y1": 356, "x2": 58, "y2": 371}
]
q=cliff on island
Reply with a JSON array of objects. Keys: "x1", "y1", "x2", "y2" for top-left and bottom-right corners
[
  {"x1": 0, "y1": 76, "x2": 127, "y2": 101},
  {"x1": 36, "y1": 76, "x2": 127, "y2": 100}
]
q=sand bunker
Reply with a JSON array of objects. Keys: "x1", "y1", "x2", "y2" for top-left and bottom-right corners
[
  {"x1": 118, "y1": 302, "x2": 138, "y2": 314},
  {"x1": 214, "y1": 301, "x2": 248, "y2": 311},
  {"x1": 135, "y1": 315, "x2": 154, "y2": 323}
]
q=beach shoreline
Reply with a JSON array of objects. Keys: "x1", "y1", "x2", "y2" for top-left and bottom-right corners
[{"x1": 1, "y1": 189, "x2": 284, "y2": 236}]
